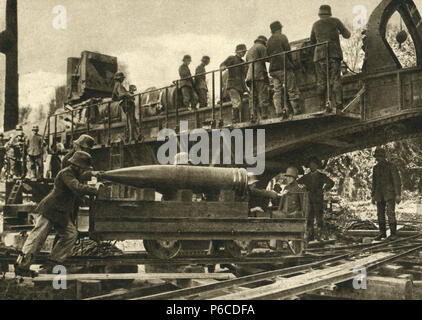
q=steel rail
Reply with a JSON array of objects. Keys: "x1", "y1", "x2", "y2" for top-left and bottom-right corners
[{"x1": 135, "y1": 233, "x2": 422, "y2": 300}]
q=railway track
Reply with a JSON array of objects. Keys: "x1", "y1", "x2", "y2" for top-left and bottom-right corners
[{"x1": 132, "y1": 233, "x2": 422, "y2": 300}]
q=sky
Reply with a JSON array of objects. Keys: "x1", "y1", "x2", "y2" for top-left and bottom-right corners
[{"x1": 0, "y1": 0, "x2": 422, "y2": 126}]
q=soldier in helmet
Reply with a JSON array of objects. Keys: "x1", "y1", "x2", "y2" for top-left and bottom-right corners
[
  {"x1": 267, "y1": 21, "x2": 301, "y2": 118},
  {"x1": 6, "y1": 125, "x2": 27, "y2": 178},
  {"x1": 26, "y1": 125, "x2": 45, "y2": 179},
  {"x1": 62, "y1": 134, "x2": 95, "y2": 170},
  {"x1": 297, "y1": 157, "x2": 334, "y2": 241},
  {"x1": 195, "y1": 56, "x2": 211, "y2": 108},
  {"x1": 310, "y1": 5, "x2": 351, "y2": 111},
  {"x1": 179, "y1": 55, "x2": 199, "y2": 110},
  {"x1": 220, "y1": 44, "x2": 249, "y2": 123},
  {"x1": 246, "y1": 35, "x2": 270, "y2": 122},
  {"x1": 112, "y1": 71, "x2": 140, "y2": 143},
  {"x1": 279, "y1": 167, "x2": 304, "y2": 216},
  {"x1": 15, "y1": 151, "x2": 101, "y2": 276},
  {"x1": 371, "y1": 148, "x2": 402, "y2": 241}
]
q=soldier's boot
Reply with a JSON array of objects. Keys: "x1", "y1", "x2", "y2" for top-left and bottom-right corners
[
  {"x1": 290, "y1": 100, "x2": 301, "y2": 115},
  {"x1": 14, "y1": 254, "x2": 38, "y2": 278},
  {"x1": 374, "y1": 224, "x2": 387, "y2": 241},
  {"x1": 232, "y1": 108, "x2": 240, "y2": 124},
  {"x1": 388, "y1": 223, "x2": 398, "y2": 241}
]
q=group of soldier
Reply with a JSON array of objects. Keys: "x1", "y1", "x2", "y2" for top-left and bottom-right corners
[
  {"x1": 177, "y1": 4, "x2": 351, "y2": 123},
  {"x1": 0, "y1": 125, "x2": 44, "y2": 180},
  {"x1": 10, "y1": 4, "x2": 401, "y2": 276}
]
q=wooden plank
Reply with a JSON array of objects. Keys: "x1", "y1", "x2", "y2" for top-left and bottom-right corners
[
  {"x1": 313, "y1": 276, "x2": 412, "y2": 300},
  {"x1": 91, "y1": 200, "x2": 249, "y2": 219},
  {"x1": 92, "y1": 219, "x2": 306, "y2": 234},
  {"x1": 345, "y1": 230, "x2": 419, "y2": 237},
  {"x1": 33, "y1": 273, "x2": 235, "y2": 282}
]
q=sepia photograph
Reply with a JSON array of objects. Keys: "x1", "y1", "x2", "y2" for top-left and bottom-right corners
[{"x1": 1, "y1": 0, "x2": 422, "y2": 307}]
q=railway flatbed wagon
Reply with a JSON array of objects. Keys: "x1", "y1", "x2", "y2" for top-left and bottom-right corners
[{"x1": 89, "y1": 165, "x2": 309, "y2": 259}]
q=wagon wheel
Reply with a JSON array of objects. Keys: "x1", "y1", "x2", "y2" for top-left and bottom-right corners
[
  {"x1": 287, "y1": 240, "x2": 306, "y2": 256},
  {"x1": 143, "y1": 240, "x2": 182, "y2": 259},
  {"x1": 223, "y1": 240, "x2": 254, "y2": 258}
]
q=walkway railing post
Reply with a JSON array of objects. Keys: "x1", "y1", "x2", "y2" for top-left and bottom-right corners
[
  {"x1": 251, "y1": 60, "x2": 255, "y2": 121},
  {"x1": 212, "y1": 71, "x2": 216, "y2": 126},
  {"x1": 54, "y1": 115, "x2": 57, "y2": 149},
  {"x1": 175, "y1": 81, "x2": 180, "y2": 133},
  {"x1": 219, "y1": 69, "x2": 223, "y2": 126},
  {"x1": 107, "y1": 102, "x2": 111, "y2": 145},
  {"x1": 283, "y1": 53, "x2": 287, "y2": 116},
  {"x1": 138, "y1": 93, "x2": 143, "y2": 136},
  {"x1": 326, "y1": 42, "x2": 331, "y2": 109},
  {"x1": 71, "y1": 109, "x2": 74, "y2": 143},
  {"x1": 165, "y1": 87, "x2": 169, "y2": 128}
]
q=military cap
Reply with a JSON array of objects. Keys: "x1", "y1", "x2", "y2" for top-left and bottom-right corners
[
  {"x1": 32, "y1": 125, "x2": 39, "y2": 131},
  {"x1": 113, "y1": 72, "x2": 125, "y2": 81},
  {"x1": 374, "y1": 147, "x2": 386, "y2": 158},
  {"x1": 270, "y1": 21, "x2": 283, "y2": 33},
  {"x1": 307, "y1": 156, "x2": 322, "y2": 168},
  {"x1": 285, "y1": 167, "x2": 299, "y2": 178},
  {"x1": 247, "y1": 174, "x2": 259, "y2": 186},
  {"x1": 319, "y1": 5, "x2": 332, "y2": 16},
  {"x1": 15, "y1": 125, "x2": 23, "y2": 131},
  {"x1": 235, "y1": 44, "x2": 247, "y2": 53},
  {"x1": 182, "y1": 55, "x2": 192, "y2": 61},
  {"x1": 68, "y1": 151, "x2": 92, "y2": 169},
  {"x1": 255, "y1": 35, "x2": 268, "y2": 45},
  {"x1": 74, "y1": 134, "x2": 95, "y2": 149},
  {"x1": 201, "y1": 55, "x2": 210, "y2": 62}
]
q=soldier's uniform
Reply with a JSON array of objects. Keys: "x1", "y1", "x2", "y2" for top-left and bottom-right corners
[
  {"x1": 221, "y1": 44, "x2": 248, "y2": 123},
  {"x1": 372, "y1": 148, "x2": 401, "y2": 239},
  {"x1": 15, "y1": 151, "x2": 98, "y2": 275},
  {"x1": 270, "y1": 167, "x2": 303, "y2": 218},
  {"x1": 246, "y1": 36, "x2": 270, "y2": 120},
  {"x1": 267, "y1": 21, "x2": 301, "y2": 117},
  {"x1": 112, "y1": 72, "x2": 140, "y2": 142},
  {"x1": 310, "y1": 5, "x2": 351, "y2": 109},
  {"x1": 179, "y1": 56, "x2": 198, "y2": 110},
  {"x1": 6, "y1": 126, "x2": 27, "y2": 178},
  {"x1": 27, "y1": 126, "x2": 44, "y2": 179},
  {"x1": 297, "y1": 158, "x2": 334, "y2": 241},
  {"x1": 195, "y1": 57, "x2": 210, "y2": 108}
]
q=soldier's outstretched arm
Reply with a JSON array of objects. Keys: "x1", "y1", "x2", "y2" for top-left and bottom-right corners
[
  {"x1": 337, "y1": 19, "x2": 351, "y2": 39},
  {"x1": 62, "y1": 170, "x2": 98, "y2": 197}
]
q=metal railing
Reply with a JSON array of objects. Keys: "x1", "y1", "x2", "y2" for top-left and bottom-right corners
[{"x1": 45, "y1": 42, "x2": 330, "y2": 147}]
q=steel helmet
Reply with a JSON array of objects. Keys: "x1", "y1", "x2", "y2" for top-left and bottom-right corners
[
  {"x1": 270, "y1": 21, "x2": 283, "y2": 33},
  {"x1": 68, "y1": 151, "x2": 92, "y2": 169},
  {"x1": 319, "y1": 5, "x2": 332, "y2": 16},
  {"x1": 114, "y1": 72, "x2": 125, "y2": 81},
  {"x1": 235, "y1": 44, "x2": 247, "y2": 53},
  {"x1": 74, "y1": 134, "x2": 95, "y2": 149},
  {"x1": 285, "y1": 167, "x2": 299, "y2": 178},
  {"x1": 255, "y1": 35, "x2": 268, "y2": 45}
]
